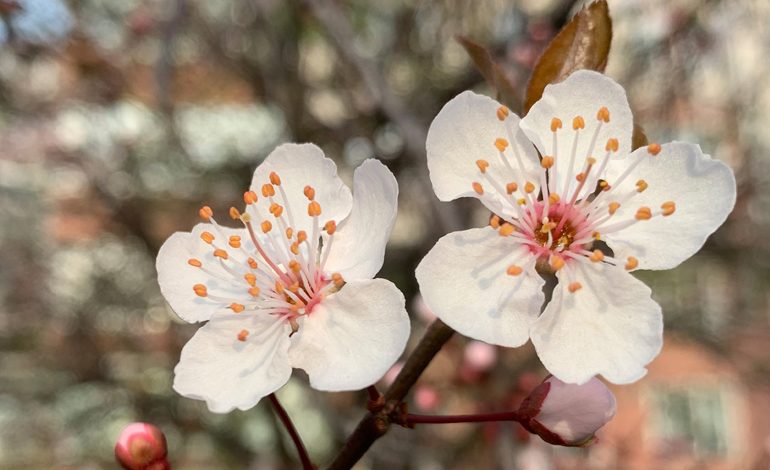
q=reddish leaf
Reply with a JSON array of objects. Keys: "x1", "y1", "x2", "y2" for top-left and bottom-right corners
[
  {"x1": 524, "y1": 0, "x2": 612, "y2": 113},
  {"x1": 457, "y1": 35, "x2": 521, "y2": 113}
]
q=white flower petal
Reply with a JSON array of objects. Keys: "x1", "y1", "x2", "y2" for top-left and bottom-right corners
[
  {"x1": 173, "y1": 313, "x2": 293, "y2": 413},
  {"x1": 323, "y1": 159, "x2": 398, "y2": 280},
  {"x1": 415, "y1": 227, "x2": 544, "y2": 348},
  {"x1": 603, "y1": 142, "x2": 736, "y2": 270},
  {"x1": 156, "y1": 223, "x2": 251, "y2": 323},
  {"x1": 288, "y1": 278, "x2": 409, "y2": 391},
  {"x1": 426, "y1": 91, "x2": 540, "y2": 216},
  {"x1": 250, "y1": 143, "x2": 353, "y2": 235},
  {"x1": 520, "y1": 71, "x2": 633, "y2": 193},
  {"x1": 531, "y1": 262, "x2": 663, "y2": 385}
]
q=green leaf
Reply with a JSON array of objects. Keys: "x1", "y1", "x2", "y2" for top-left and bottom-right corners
[
  {"x1": 524, "y1": 0, "x2": 612, "y2": 113},
  {"x1": 457, "y1": 35, "x2": 520, "y2": 113}
]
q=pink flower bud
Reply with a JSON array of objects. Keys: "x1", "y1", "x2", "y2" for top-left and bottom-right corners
[
  {"x1": 517, "y1": 376, "x2": 616, "y2": 447},
  {"x1": 114, "y1": 423, "x2": 170, "y2": 470}
]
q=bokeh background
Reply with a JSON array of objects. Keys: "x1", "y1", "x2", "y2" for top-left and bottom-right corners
[{"x1": 0, "y1": 0, "x2": 767, "y2": 468}]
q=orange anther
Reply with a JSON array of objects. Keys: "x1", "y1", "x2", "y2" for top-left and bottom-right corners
[
  {"x1": 187, "y1": 258, "x2": 202, "y2": 268},
  {"x1": 625, "y1": 256, "x2": 639, "y2": 270},
  {"x1": 324, "y1": 220, "x2": 337, "y2": 234},
  {"x1": 592, "y1": 231, "x2": 601, "y2": 240},
  {"x1": 497, "y1": 106, "x2": 510, "y2": 121},
  {"x1": 193, "y1": 284, "x2": 207, "y2": 297},
  {"x1": 636, "y1": 179, "x2": 648, "y2": 193},
  {"x1": 499, "y1": 223, "x2": 515, "y2": 237},
  {"x1": 647, "y1": 143, "x2": 662, "y2": 155},
  {"x1": 549, "y1": 193, "x2": 561, "y2": 204},
  {"x1": 635, "y1": 207, "x2": 652, "y2": 220},
  {"x1": 243, "y1": 191, "x2": 258, "y2": 204},
  {"x1": 228, "y1": 236, "x2": 241, "y2": 249},
  {"x1": 288, "y1": 260, "x2": 301, "y2": 273},
  {"x1": 272, "y1": 205, "x2": 284, "y2": 218},
  {"x1": 290, "y1": 242, "x2": 299, "y2": 255},
  {"x1": 568, "y1": 282, "x2": 583, "y2": 293},
  {"x1": 506, "y1": 182, "x2": 518, "y2": 194},
  {"x1": 248, "y1": 286, "x2": 261, "y2": 297},
  {"x1": 550, "y1": 255, "x2": 565, "y2": 271},
  {"x1": 213, "y1": 249, "x2": 229, "y2": 260},
  {"x1": 200, "y1": 231, "x2": 215, "y2": 244},
  {"x1": 285, "y1": 228, "x2": 293, "y2": 239},
  {"x1": 229, "y1": 207, "x2": 241, "y2": 220},
  {"x1": 261, "y1": 220, "x2": 273, "y2": 233},
  {"x1": 476, "y1": 159, "x2": 490, "y2": 173},
  {"x1": 247, "y1": 257, "x2": 258, "y2": 269},
  {"x1": 524, "y1": 181, "x2": 535, "y2": 193},
  {"x1": 517, "y1": 198, "x2": 527, "y2": 206},
  {"x1": 269, "y1": 202, "x2": 279, "y2": 214},
  {"x1": 288, "y1": 282, "x2": 300, "y2": 293},
  {"x1": 507, "y1": 265, "x2": 523, "y2": 276},
  {"x1": 308, "y1": 201, "x2": 322, "y2": 217},
  {"x1": 198, "y1": 206, "x2": 213, "y2": 220},
  {"x1": 586, "y1": 157, "x2": 597, "y2": 166},
  {"x1": 490, "y1": 215, "x2": 501, "y2": 229},
  {"x1": 229, "y1": 303, "x2": 245, "y2": 313},
  {"x1": 331, "y1": 272, "x2": 344, "y2": 286},
  {"x1": 597, "y1": 106, "x2": 610, "y2": 123},
  {"x1": 576, "y1": 172, "x2": 586, "y2": 182},
  {"x1": 661, "y1": 201, "x2": 676, "y2": 216},
  {"x1": 589, "y1": 250, "x2": 604, "y2": 262},
  {"x1": 599, "y1": 180, "x2": 609, "y2": 189},
  {"x1": 608, "y1": 202, "x2": 620, "y2": 215},
  {"x1": 551, "y1": 117, "x2": 563, "y2": 132},
  {"x1": 275, "y1": 281, "x2": 285, "y2": 294},
  {"x1": 304, "y1": 185, "x2": 315, "y2": 200},
  {"x1": 494, "y1": 138, "x2": 509, "y2": 152},
  {"x1": 605, "y1": 138, "x2": 619, "y2": 152},
  {"x1": 261, "y1": 183, "x2": 275, "y2": 197},
  {"x1": 472, "y1": 182, "x2": 484, "y2": 195},
  {"x1": 237, "y1": 329, "x2": 249, "y2": 342},
  {"x1": 269, "y1": 171, "x2": 281, "y2": 186},
  {"x1": 296, "y1": 231, "x2": 307, "y2": 244},
  {"x1": 572, "y1": 116, "x2": 585, "y2": 130},
  {"x1": 541, "y1": 156, "x2": 554, "y2": 169}
]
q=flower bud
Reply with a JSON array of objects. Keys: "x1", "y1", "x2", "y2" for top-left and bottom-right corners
[
  {"x1": 114, "y1": 423, "x2": 170, "y2": 470},
  {"x1": 517, "y1": 376, "x2": 616, "y2": 447}
]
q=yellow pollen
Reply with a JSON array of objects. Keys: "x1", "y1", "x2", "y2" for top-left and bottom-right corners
[
  {"x1": 200, "y1": 231, "x2": 215, "y2": 244},
  {"x1": 589, "y1": 250, "x2": 604, "y2": 262},
  {"x1": 237, "y1": 329, "x2": 249, "y2": 342},
  {"x1": 499, "y1": 223, "x2": 515, "y2": 237},
  {"x1": 572, "y1": 116, "x2": 585, "y2": 130},
  {"x1": 635, "y1": 207, "x2": 652, "y2": 220},
  {"x1": 229, "y1": 207, "x2": 240, "y2": 220},
  {"x1": 243, "y1": 191, "x2": 258, "y2": 204},
  {"x1": 524, "y1": 181, "x2": 535, "y2": 193},
  {"x1": 636, "y1": 179, "x2": 649, "y2": 192},
  {"x1": 575, "y1": 172, "x2": 586, "y2": 182},
  {"x1": 324, "y1": 220, "x2": 337, "y2": 234},
  {"x1": 472, "y1": 182, "x2": 484, "y2": 195},
  {"x1": 229, "y1": 303, "x2": 245, "y2": 313},
  {"x1": 240, "y1": 213, "x2": 252, "y2": 223},
  {"x1": 193, "y1": 284, "x2": 207, "y2": 297},
  {"x1": 592, "y1": 231, "x2": 601, "y2": 240},
  {"x1": 248, "y1": 286, "x2": 260, "y2": 297},
  {"x1": 275, "y1": 281, "x2": 285, "y2": 294},
  {"x1": 568, "y1": 282, "x2": 582, "y2": 293},
  {"x1": 476, "y1": 159, "x2": 490, "y2": 173},
  {"x1": 507, "y1": 265, "x2": 523, "y2": 276},
  {"x1": 269, "y1": 171, "x2": 281, "y2": 186},
  {"x1": 213, "y1": 249, "x2": 228, "y2": 260},
  {"x1": 332, "y1": 272, "x2": 344, "y2": 287},
  {"x1": 550, "y1": 117, "x2": 562, "y2": 132},
  {"x1": 228, "y1": 235, "x2": 241, "y2": 248},
  {"x1": 494, "y1": 138, "x2": 509, "y2": 152},
  {"x1": 308, "y1": 201, "x2": 322, "y2": 217},
  {"x1": 608, "y1": 202, "x2": 620, "y2": 215},
  {"x1": 297, "y1": 231, "x2": 307, "y2": 243},
  {"x1": 286, "y1": 228, "x2": 293, "y2": 239},
  {"x1": 506, "y1": 182, "x2": 518, "y2": 194},
  {"x1": 288, "y1": 260, "x2": 301, "y2": 273},
  {"x1": 187, "y1": 258, "x2": 202, "y2": 268},
  {"x1": 541, "y1": 156, "x2": 554, "y2": 169},
  {"x1": 606, "y1": 138, "x2": 619, "y2": 152},
  {"x1": 198, "y1": 206, "x2": 213, "y2": 221},
  {"x1": 517, "y1": 198, "x2": 527, "y2": 205},
  {"x1": 261, "y1": 183, "x2": 275, "y2": 197},
  {"x1": 599, "y1": 180, "x2": 609, "y2": 189},
  {"x1": 661, "y1": 201, "x2": 676, "y2": 216},
  {"x1": 540, "y1": 221, "x2": 557, "y2": 234},
  {"x1": 247, "y1": 257, "x2": 258, "y2": 269},
  {"x1": 497, "y1": 106, "x2": 510, "y2": 121},
  {"x1": 597, "y1": 106, "x2": 610, "y2": 123},
  {"x1": 550, "y1": 255, "x2": 565, "y2": 271},
  {"x1": 647, "y1": 143, "x2": 662, "y2": 155},
  {"x1": 304, "y1": 185, "x2": 315, "y2": 200},
  {"x1": 490, "y1": 215, "x2": 501, "y2": 229},
  {"x1": 549, "y1": 193, "x2": 561, "y2": 204},
  {"x1": 261, "y1": 220, "x2": 273, "y2": 233},
  {"x1": 625, "y1": 256, "x2": 639, "y2": 270}
]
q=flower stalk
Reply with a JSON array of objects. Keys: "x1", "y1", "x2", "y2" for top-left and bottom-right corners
[{"x1": 268, "y1": 393, "x2": 314, "y2": 470}]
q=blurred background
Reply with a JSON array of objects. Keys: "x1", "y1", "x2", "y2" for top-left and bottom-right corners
[{"x1": 0, "y1": 0, "x2": 767, "y2": 468}]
